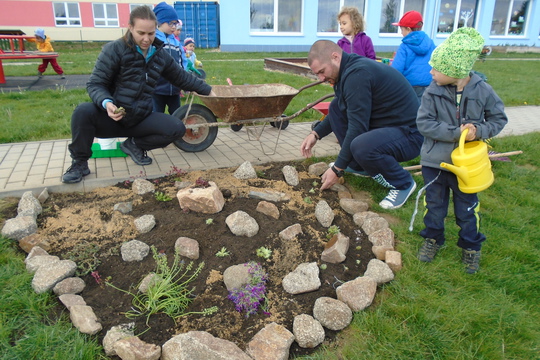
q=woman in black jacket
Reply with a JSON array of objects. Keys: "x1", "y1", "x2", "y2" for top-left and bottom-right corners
[{"x1": 63, "y1": 5, "x2": 214, "y2": 184}]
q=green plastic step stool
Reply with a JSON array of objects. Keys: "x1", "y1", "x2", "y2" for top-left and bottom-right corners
[{"x1": 90, "y1": 142, "x2": 128, "y2": 158}]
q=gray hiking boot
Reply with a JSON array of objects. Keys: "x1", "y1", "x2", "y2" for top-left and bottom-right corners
[
  {"x1": 418, "y1": 238, "x2": 441, "y2": 262},
  {"x1": 462, "y1": 249, "x2": 481, "y2": 274}
]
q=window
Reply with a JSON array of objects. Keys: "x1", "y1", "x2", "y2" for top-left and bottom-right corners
[
  {"x1": 436, "y1": 0, "x2": 478, "y2": 34},
  {"x1": 93, "y1": 3, "x2": 119, "y2": 27},
  {"x1": 491, "y1": 0, "x2": 530, "y2": 36},
  {"x1": 250, "y1": 0, "x2": 302, "y2": 33},
  {"x1": 380, "y1": 0, "x2": 425, "y2": 33},
  {"x1": 53, "y1": 2, "x2": 81, "y2": 26},
  {"x1": 317, "y1": 0, "x2": 366, "y2": 33}
]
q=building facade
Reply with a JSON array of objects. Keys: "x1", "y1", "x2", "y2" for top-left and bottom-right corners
[{"x1": 0, "y1": 0, "x2": 539, "y2": 51}]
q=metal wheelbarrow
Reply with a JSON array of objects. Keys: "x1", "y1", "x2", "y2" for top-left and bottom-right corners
[{"x1": 172, "y1": 80, "x2": 334, "y2": 153}]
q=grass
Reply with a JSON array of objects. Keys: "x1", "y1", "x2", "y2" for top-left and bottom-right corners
[
  {"x1": 1, "y1": 43, "x2": 539, "y2": 143},
  {"x1": 1, "y1": 43, "x2": 539, "y2": 359}
]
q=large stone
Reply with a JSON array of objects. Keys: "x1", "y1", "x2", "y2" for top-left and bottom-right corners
[
  {"x1": 278, "y1": 223, "x2": 302, "y2": 241},
  {"x1": 364, "y1": 259, "x2": 395, "y2": 285},
  {"x1": 17, "y1": 191, "x2": 42, "y2": 219},
  {"x1": 31, "y1": 259, "x2": 77, "y2": 293},
  {"x1": 174, "y1": 237, "x2": 200, "y2": 259},
  {"x1": 339, "y1": 198, "x2": 369, "y2": 215},
  {"x1": 18, "y1": 233, "x2": 51, "y2": 253},
  {"x1": 53, "y1": 277, "x2": 86, "y2": 295},
  {"x1": 246, "y1": 322, "x2": 295, "y2": 360},
  {"x1": 282, "y1": 262, "x2": 321, "y2": 294},
  {"x1": 315, "y1": 200, "x2": 334, "y2": 227},
  {"x1": 293, "y1": 314, "x2": 325, "y2": 348},
  {"x1": 177, "y1": 181, "x2": 225, "y2": 214},
  {"x1": 223, "y1": 263, "x2": 252, "y2": 291},
  {"x1": 313, "y1": 297, "x2": 352, "y2": 331},
  {"x1": 282, "y1": 165, "x2": 299, "y2": 186},
  {"x1": 161, "y1": 331, "x2": 251, "y2": 360},
  {"x1": 121, "y1": 240, "x2": 150, "y2": 262},
  {"x1": 321, "y1": 232, "x2": 350, "y2": 264},
  {"x1": 69, "y1": 305, "x2": 102, "y2": 335},
  {"x1": 103, "y1": 323, "x2": 135, "y2": 356},
  {"x1": 256, "y1": 201, "x2": 280, "y2": 219},
  {"x1": 233, "y1": 161, "x2": 258, "y2": 180},
  {"x1": 114, "y1": 336, "x2": 161, "y2": 360},
  {"x1": 1, "y1": 215, "x2": 37, "y2": 241},
  {"x1": 362, "y1": 216, "x2": 389, "y2": 236},
  {"x1": 225, "y1": 211, "x2": 259, "y2": 237},
  {"x1": 134, "y1": 214, "x2": 156, "y2": 234},
  {"x1": 385, "y1": 250, "x2": 403, "y2": 272},
  {"x1": 336, "y1": 276, "x2": 378, "y2": 311},
  {"x1": 132, "y1": 178, "x2": 155, "y2": 195}
]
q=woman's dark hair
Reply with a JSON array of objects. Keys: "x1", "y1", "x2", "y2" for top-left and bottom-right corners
[{"x1": 123, "y1": 5, "x2": 157, "y2": 44}]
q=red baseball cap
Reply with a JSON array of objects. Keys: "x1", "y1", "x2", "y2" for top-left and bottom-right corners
[{"x1": 392, "y1": 11, "x2": 423, "y2": 28}]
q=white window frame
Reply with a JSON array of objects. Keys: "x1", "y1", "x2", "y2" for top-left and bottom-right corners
[
  {"x1": 379, "y1": 0, "x2": 426, "y2": 36},
  {"x1": 435, "y1": 0, "x2": 479, "y2": 37},
  {"x1": 490, "y1": 0, "x2": 531, "y2": 38},
  {"x1": 250, "y1": 0, "x2": 304, "y2": 36},
  {"x1": 317, "y1": 0, "x2": 367, "y2": 36},
  {"x1": 93, "y1": 3, "x2": 120, "y2": 28},
  {"x1": 53, "y1": 2, "x2": 82, "y2": 27}
]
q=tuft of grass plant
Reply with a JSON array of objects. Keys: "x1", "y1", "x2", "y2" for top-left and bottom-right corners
[
  {"x1": 256, "y1": 246, "x2": 272, "y2": 259},
  {"x1": 215, "y1": 247, "x2": 231, "y2": 257},
  {"x1": 107, "y1": 246, "x2": 217, "y2": 325},
  {"x1": 326, "y1": 225, "x2": 340, "y2": 240}
]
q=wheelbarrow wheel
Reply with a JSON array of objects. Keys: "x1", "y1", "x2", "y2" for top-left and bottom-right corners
[
  {"x1": 270, "y1": 114, "x2": 289, "y2": 130},
  {"x1": 230, "y1": 124, "x2": 243, "y2": 132},
  {"x1": 172, "y1": 104, "x2": 218, "y2": 152}
]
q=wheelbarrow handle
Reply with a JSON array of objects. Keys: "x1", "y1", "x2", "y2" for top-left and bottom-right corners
[
  {"x1": 280, "y1": 93, "x2": 335, "y2": 121},
  {"x1": 296, "y1": 80, "x2": 325, "y2": 93}
]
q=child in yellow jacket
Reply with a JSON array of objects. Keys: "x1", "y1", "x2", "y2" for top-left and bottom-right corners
[{"x1": 27, "y1": 28, "x2": 65, "y2": 78}]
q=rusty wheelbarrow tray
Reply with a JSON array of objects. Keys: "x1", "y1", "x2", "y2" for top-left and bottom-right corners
[{"x1": 172, "y1": 80, "x2": 334, "y2": 153}]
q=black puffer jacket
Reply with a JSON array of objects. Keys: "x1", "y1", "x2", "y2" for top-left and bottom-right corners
[{"x1": 87, "y1": 36, "x2": 212, "y2": 128}]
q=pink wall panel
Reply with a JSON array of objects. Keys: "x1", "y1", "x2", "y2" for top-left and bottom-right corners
[{"x1": 0, "y1": 1, "x2": 55, "y2": 27}]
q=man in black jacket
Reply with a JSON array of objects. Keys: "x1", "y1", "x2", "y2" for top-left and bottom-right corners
[
  {"x1": 300, "y1": 40, "x2": 423, "y2": 209},
  {"x1": 62, "y1": 5, "x2": 214, "y2": 184}
]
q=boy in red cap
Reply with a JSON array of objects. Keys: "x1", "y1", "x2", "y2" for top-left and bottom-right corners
[{"x1": 391, "y1": 11, "x2": 435, "y2": 103}]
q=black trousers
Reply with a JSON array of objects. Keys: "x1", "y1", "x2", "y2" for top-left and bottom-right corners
[{"x1": 68, "y1": 102, "x2": 185, "y2": 161}]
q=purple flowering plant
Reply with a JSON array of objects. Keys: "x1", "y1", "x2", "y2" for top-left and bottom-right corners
[{"x1": 228, "y1": 261, "x2": 270, "y2": 318}]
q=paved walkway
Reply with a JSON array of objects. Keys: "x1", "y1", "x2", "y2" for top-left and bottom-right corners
[{"x1": 0, "y1": 74, "x2": 538, "y2": 198}]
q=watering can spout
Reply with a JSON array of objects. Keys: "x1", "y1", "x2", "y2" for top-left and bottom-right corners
[{"x1": 440, "y1": 162, "x2": 469, "y2": 183}]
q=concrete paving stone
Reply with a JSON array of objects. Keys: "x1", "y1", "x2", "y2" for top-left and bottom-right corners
[
  {"x1": 25, "y1": 175, "x2": 45, "y2": 186},
  {"x1": 29, "y1": 165, "x2": 47, "y2": 176},
  {"x1": 7, "y1": 172, "x2": 27, "y2": 182}
]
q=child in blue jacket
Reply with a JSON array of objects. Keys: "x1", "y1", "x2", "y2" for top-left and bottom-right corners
[{"x1": 391, "y1": 11, "x2": 435, "y2": 103}]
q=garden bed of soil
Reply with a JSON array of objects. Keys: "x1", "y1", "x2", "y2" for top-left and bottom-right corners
[{"x1": 31, "y1": 160, "x2": 378, "y2": 358}]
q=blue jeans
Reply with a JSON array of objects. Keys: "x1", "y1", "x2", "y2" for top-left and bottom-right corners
[
  {"x1": 68, "y1": 102, "x2": 185, "y2": 161},
  {"x1": 328, "y1": 99, "x2": 423, "y2": 190},
  {"x1": 420, "y1": 166, "x2": 486, "y2": 251}
]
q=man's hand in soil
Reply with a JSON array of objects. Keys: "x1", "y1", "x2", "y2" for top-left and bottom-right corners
[{"x1": 320, "y1": 167, "x2": 339, "y2": 190}]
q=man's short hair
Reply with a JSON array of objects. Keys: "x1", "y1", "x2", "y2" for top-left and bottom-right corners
[{"x1": 308, "y1": 40, "x2": 341, "y2": 66}]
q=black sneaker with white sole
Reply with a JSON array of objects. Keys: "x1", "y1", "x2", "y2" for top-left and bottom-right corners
[
  {"x1": 120, "y1": 138, "x2": 152, "y2": 166},
  {"x1": 62, "y1": 161, "x2": 90, "y2": 183}
]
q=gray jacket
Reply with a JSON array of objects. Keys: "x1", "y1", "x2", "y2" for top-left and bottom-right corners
[{"x1": 416, "y1": 73, "x2": 508, "y2": 169}]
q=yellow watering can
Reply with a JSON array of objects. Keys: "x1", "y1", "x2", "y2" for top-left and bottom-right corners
[{"x1": 440, "y1": 128, "x2": 494, "y2": 193}]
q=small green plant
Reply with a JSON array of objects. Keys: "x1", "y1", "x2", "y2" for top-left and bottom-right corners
[
  {"x1": 205, "y1": 218, "x2": 214, "y2": 225},
  {"x1": 320, "y1": 264, "x2": 327, "y2": 270},
  {"x1": 154, "y1": 191, "x2": 172, "y2": 202},
  {"x1": 303, "y1": 196, "x2": 313, "y2": 204},
  {"x1": 309, "y1": 188, "x2": 316, "y2": 193},
  {"x1": 65, "y1": 241, "x2": 101, "y2": 276},
  {"x1": 256, "y1": 170, "x2": 267, "y2": 178},
  {"x1": 326, "y1": 225, "x2": 341, "y2": 239},
  {"x1": 256, "y1": 246, "x2": 272, "y2": 259},
  {"x1": 215, "y1": 247, "x2": 230, "y2": 257},
  {"x1": 312, "y1": 180, "x2": 319, "y2": 186},
  {"x1": 107, "y1": 247, "x2": 217, "y2": 325}
]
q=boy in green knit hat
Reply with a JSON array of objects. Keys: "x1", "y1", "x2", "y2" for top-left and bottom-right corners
[{"x1": 415, "y1": 27, "x2": 508, "y2": 274}]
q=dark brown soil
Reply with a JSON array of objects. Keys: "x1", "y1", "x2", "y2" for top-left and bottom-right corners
[{"x1": 32, "y1": 160, "x2": 375, "y2": 358}]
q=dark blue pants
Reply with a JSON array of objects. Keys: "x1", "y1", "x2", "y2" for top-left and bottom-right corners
[
  {"x1": 420, "y1": 166, "x2": 486, "y2": 251},
  {"x1": 328, "y1": 99, "x2": 423, "y2": 190},
  {"x1": 68, "y1": 102, "x2": 185, "y2": 161},
  {"x1": 153, "y1": 94, "x2": 181, "y2": 115}
]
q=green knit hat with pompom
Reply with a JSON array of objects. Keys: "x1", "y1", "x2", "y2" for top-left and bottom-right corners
[{"x1": 429, "y1": 27, "x2": 484, "y2": 79}]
